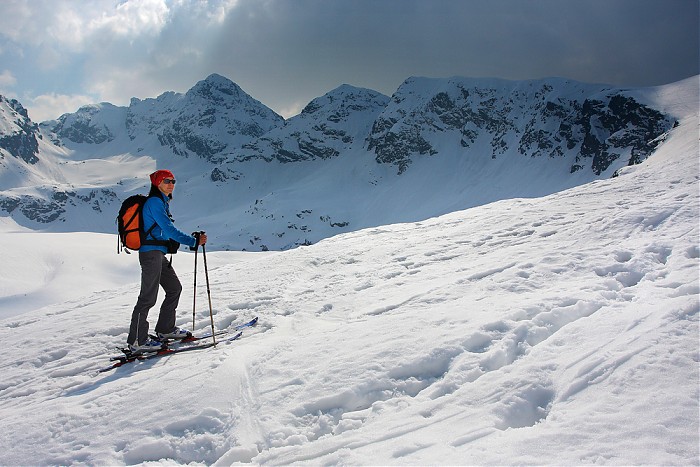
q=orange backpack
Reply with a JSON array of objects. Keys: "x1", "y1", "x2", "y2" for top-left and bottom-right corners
[{"x1": 116, "y1": 195, "x2": 168, "y2": 253}]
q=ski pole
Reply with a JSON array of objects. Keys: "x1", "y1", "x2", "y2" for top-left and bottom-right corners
[
  {"x1": 201, "y1": 243, "x2": 217, "y2": 345},
  {"x1": 192, "y1": 243, "x2": 198, "y2": 333},
  {"x1": 191, "y1": 231, "x2": 203, "y2": 333}
]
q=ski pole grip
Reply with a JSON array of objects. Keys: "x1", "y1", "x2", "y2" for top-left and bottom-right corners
[{"x1": 190, "y1": 231, "x2": 205, "y2": 251}]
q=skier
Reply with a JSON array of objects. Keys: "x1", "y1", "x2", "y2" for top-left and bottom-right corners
[{"x1": 127, "y1": 169, "x2": 207, "y2": 353}]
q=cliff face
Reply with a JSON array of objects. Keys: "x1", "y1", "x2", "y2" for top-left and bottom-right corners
[
  {"x1": 366, "y1": 77, "x2": 674, "y2": 175},
  {"x1": 0, "y1": 95, "x2": 40, "y2": 165}
]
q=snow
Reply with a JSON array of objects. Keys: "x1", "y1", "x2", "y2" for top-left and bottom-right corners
[
  {"x1": 0, "y1": 77, "x2": 698, "y2": 465},
  {"x1": 0, "y1": 226, "x2": 140, "y2": 319}
]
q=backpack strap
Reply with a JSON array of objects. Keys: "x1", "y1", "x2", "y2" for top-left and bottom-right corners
[{"x1": 143, "y1": 222, "x2": 158, "y2": 241}]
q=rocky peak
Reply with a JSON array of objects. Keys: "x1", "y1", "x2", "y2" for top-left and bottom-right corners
[
  {"x1": 236, "y1": 85, "x2": 389, "y2": 164},
  {"x1": 131, "y1": 74, "x2": 284, "y2": 162},
  {"x1": 301, "y1": 84, "x2": 389, "y2": 118},
  {"x1": 48, "y1": 74, "x2": 285, "y2": 163},
  {"x1": 0, "y1": 95, "x2": 40, "y2": 164},
  {"x1": 46, "y1": 102, "x2": 125, "y2": 145},
  {"x1": 187, "y1": 73, "x2": 246, "y2": 103}
]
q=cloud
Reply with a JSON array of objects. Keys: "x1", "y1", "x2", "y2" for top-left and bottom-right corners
[
  {"x1": 0, "y1": 0, "x2": 170, "y2": 48},
  {"x1": 0, "y1": 70, "x2": 17, "y2": 88},
  {"x1": 277, "y1": 100, "x2": 308, "y2": 120},
  {"x1": 191, "y1": 0, "x2": 700, "y2": 115},
  {"x1": 0, "y1": 0, "x2": 241, "y2": 111},
  {"x1": 0, "y1": 0, "x2": 697, "y2": 121},
  {"x1": 0, "y1": 0, "x2": 35, "y2": 43},
  {"x1": 88, "y1": 0, "x2": 169, "y2": 38},
  {"x1": 25, "y1": 93, "x2": 96, "y2": 122},
  {"x1": 77, "y1": 1, "x2": 238, "y2": 104}
]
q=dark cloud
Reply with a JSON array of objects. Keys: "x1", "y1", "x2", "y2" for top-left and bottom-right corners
[
  {"x1": 194, "y1": 0, "x2": 698, "y2": 116},
  {"x1": 2, "y1": 0, "x2": 697, "y2": 120}
]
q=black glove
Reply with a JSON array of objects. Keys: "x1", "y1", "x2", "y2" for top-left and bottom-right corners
[{"x1": 190, "y1": 231, "x2": 205, "y2": 251}]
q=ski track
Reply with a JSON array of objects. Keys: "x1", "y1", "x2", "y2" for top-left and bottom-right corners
[{"x1": 0, "y1": 86, "x2": 698, "y2": 464}]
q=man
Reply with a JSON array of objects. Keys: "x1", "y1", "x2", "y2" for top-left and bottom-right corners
[{"x1": 127, "y1": 169, "x2": 207, "y2": 353}]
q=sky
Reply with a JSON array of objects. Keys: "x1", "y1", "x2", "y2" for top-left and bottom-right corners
[{"x1": 0, "y1": 0, "x2": 698, "y2": 122}]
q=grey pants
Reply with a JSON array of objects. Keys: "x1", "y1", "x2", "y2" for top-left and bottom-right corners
[{"x1": 127, "y1": 250, "x2": 183, "y2": 345}]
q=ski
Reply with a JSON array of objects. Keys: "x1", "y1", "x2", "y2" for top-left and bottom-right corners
[
  {"x1": 149, "y1": 329, "x2": 228, "y2": 345},
  {"x1": 98, "y1": 332, "x2": 243, "y2": 373},
  {"x1": 185, "y1": 316, "x2": 258, "y2": 341},
  {"x1": 98, "y1": 316, "x2": 259, "y2": 373},
  {"x1": 150, "y1": 316, "x2": 259, "y2": 345},
  {"x1": 233, "y1": 316, "x2": 259, "y2": 331}
]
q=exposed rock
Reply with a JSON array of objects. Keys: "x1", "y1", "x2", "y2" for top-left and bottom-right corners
[
  {"x1": 0, "y1": 95, "x2": 40, "y2": 164},
  {"x1": 367, "y1": 77, "x2": 674, "y2": 175}
]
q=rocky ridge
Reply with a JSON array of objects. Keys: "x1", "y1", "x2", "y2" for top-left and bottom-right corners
[
  {"x1": 0, "y1": 73, "x2": 681, "y2": 249},
  {"x1": 367, "y1": 77, "x2": 674, "y2": 175}
]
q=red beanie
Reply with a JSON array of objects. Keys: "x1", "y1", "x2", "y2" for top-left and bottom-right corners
[{"x1": 150, "y1": 169, "x2": 175, "y2": 186}]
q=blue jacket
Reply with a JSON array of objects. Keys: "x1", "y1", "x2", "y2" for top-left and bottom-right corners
[{"x1": 141, "y1": 191, "x2": 197, "y2": 253}]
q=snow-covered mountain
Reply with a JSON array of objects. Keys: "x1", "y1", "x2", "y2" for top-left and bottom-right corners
[
  {"x1": 368, "y1": 76, "x2": 673, "y2": 175},
  {"x1": 234, "y1": 84, "x2": 390, "y2": 164},
  {"x1": 45, "y1": 74, "x2": 285, "y2": 161},
  {"x1": 0, "y1": 74, "x2": 696, "y2": 465},
  {"x1": 0, "y1": 73, "x2": 682, "y2": 250}
]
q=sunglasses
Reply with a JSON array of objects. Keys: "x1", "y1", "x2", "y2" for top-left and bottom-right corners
[{"x1": 162, "y1": 178, "x2": 177, "y2": 185}]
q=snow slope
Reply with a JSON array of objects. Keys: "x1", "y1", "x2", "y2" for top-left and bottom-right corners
[{"x1": 0, "y1": 77, "x2": 697, "y2": 465}]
